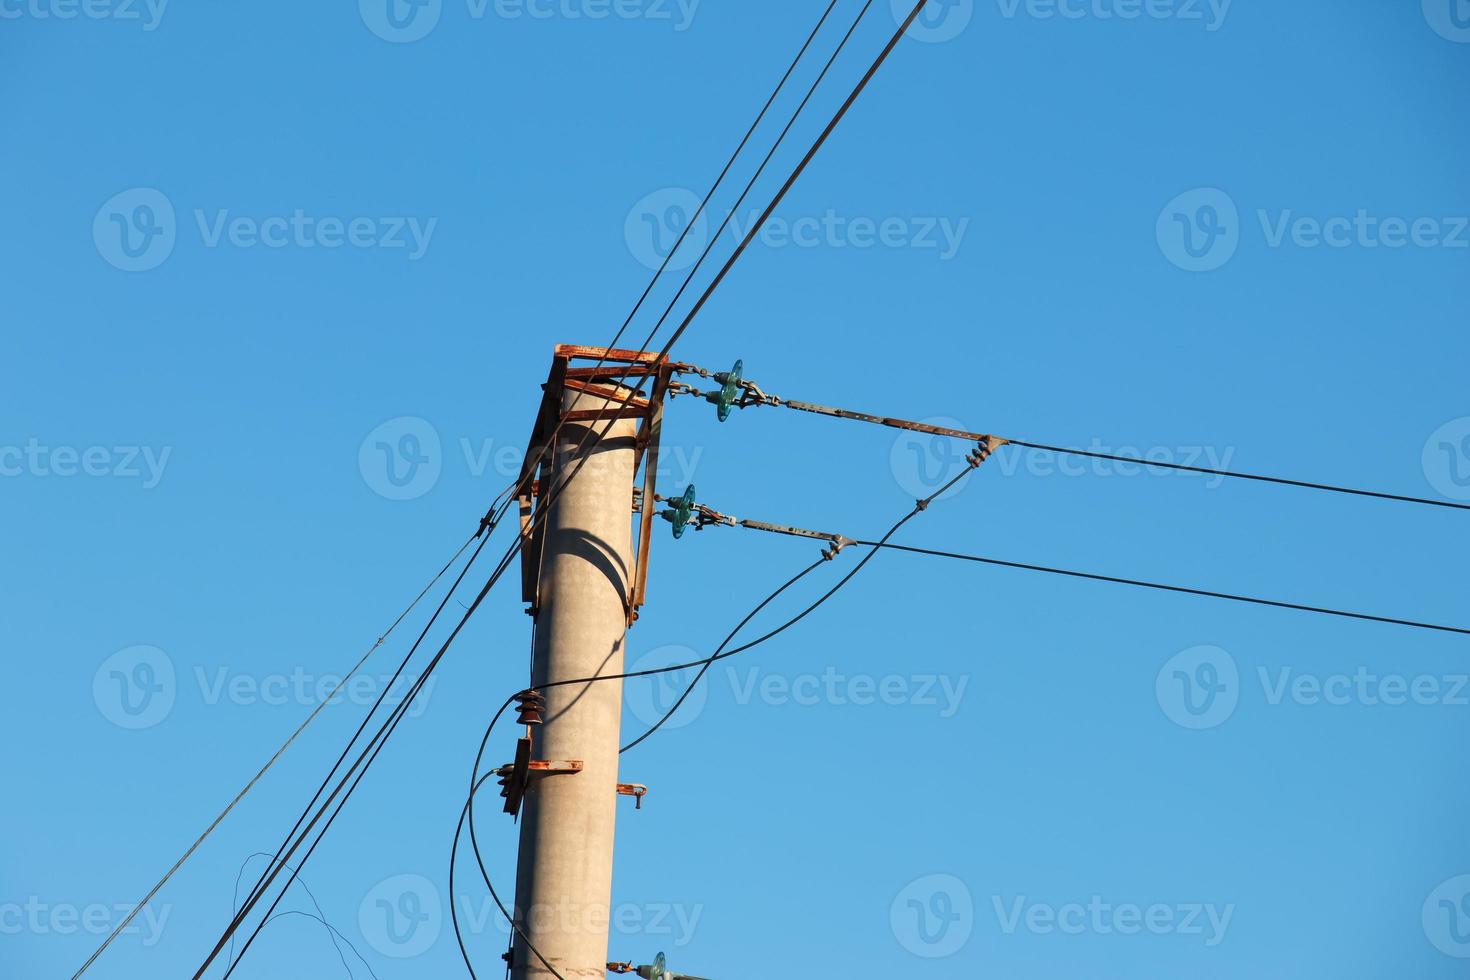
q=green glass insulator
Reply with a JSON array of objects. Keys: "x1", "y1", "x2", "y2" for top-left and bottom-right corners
[
  {"x1": 661, "y1": 486, "x2": 696, "y2": 539},
  {"x1": 711, "y1": 359, "x2": 743, "y2": 422}
]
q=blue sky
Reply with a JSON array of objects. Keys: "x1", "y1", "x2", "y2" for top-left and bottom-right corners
[{"x1": 4, "y1": 1, "x2": 1470, "y2": 978}]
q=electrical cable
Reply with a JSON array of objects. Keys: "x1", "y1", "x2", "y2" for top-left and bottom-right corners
[
  {"x1": 855, "y1": 540, "x2": 1470, "y2": 637},
  {"x1": 69, "y1": 530, "x2": 479, "y2": 980},
  {"x1": 676, "y1": 377, "x2": 1470, "y2": 514},
  {"x1": 480, "y1": 0, "x2": 844, "y2": 528},
  {"x1": 461, "y1": 451, "x2": 983, "y2": 977},
  {"x1": 226, "y1": 853, "x2": 379, "y2": 980},
  {"x1": 207, "y1": 4, "x2": 937, "y2": 972},
  {"x1": 198, "y1": 524, "x2": 507, "y2": 979}
]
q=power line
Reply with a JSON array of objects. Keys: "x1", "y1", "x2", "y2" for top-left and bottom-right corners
[
  {"x1": 618, "y1": 0, "x2": 881, "y2": 384},
  {"x1": 856, "y1": 540, "x2": 1470, "y2": 637},
  {"x1": 480, "y1": 0, "x2": 844, "y2": 530},
  {"x1": 69, "y1": 530, "x2": 480, "y2": 980},
  {"x1": 203, "y1": 2, "x2": 938, "y2": 971},
  {"x1": 198, "y1": 525, "x2": 508, "y2": 979},
  {"x1": 227, "y1": 853, "x2": 380, "y2": 980},
  {"x1": 673, "y1": 375, "x2": 1470, "y2": 514},
  {"x1": 459, "y1": 447, "x2": 990, "y2": 976},
  {"x1": 670, "y1": 488, "x2": 1470, "y2": 637},
  {"x1": 482, "y1": 0, "x2": 929, "y2": 559}
]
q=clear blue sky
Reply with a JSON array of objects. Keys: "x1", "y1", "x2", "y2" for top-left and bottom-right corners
[{"x1": 4, "y1": 1, "x2": 1470, "y2": 978}]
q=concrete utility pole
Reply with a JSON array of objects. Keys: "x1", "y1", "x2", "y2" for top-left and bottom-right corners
[{"x1": 510, "y1": 383, "x2": 639, "y2": 980}]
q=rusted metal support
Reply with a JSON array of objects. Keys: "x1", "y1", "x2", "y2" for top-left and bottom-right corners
[
  {"x1": 616, "y1": 783, "x2": 648, "y2": 810},
  {"x1": 518, "y1": 345, "x2": 680, "y2": 623}
]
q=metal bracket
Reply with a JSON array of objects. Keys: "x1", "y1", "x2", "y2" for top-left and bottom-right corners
[
  {"x1": 497, "y1": 736, "x2": 584, "y2": 817},
  {"x1": 516, "y1": 345, "x2": 686, "y2": 627},
  {"x1": 617, "y1": 783, "x2": 649, "y2": 810}
]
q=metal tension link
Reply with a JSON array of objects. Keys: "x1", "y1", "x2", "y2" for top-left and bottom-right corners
[{"x1": 617, "y1": 783, "x2": 649, "y2": 810}]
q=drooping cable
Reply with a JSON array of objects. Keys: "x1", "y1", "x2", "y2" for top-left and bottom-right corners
[
  {"x1": 461, "y1": 446, "x2": 984, "y2": 975},
  {"x1": 69, "y1": 530, "x2": 478, "y2": 980}
]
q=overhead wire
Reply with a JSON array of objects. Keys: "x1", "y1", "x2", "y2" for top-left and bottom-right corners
[
  {"x1": 203, "y1": 1, "x2": 938, "y2": 973},
  {"x1": 460, "y1": 444, "x2": 986, "y2": 977},
  {"x1": 672, "y1": 376, "x2": 1470, "y2": 513},
  {"x1": 69, "y1": 529, "x2": 480, "y2": 980},
  {"x1": 855, "y1": 540, "x2": 1470, "y2": 637},
  {"x1": 667, "y1": 487, "x2": 1470, "y2": 637},
  {"x1": 477, "y1": 0, "x2": 845, "y2": 531},
  {"x1": 199, "y1": 523, "x2": 507, "y2": 979}
]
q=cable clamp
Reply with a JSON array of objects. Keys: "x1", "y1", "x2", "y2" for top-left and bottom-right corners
[
  {"x1": 821, "y1": 535, "x2": 856, "y2": 561},
  {"x1": 967, "y1": 435, "x2": 1007, "y2": 469}
]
